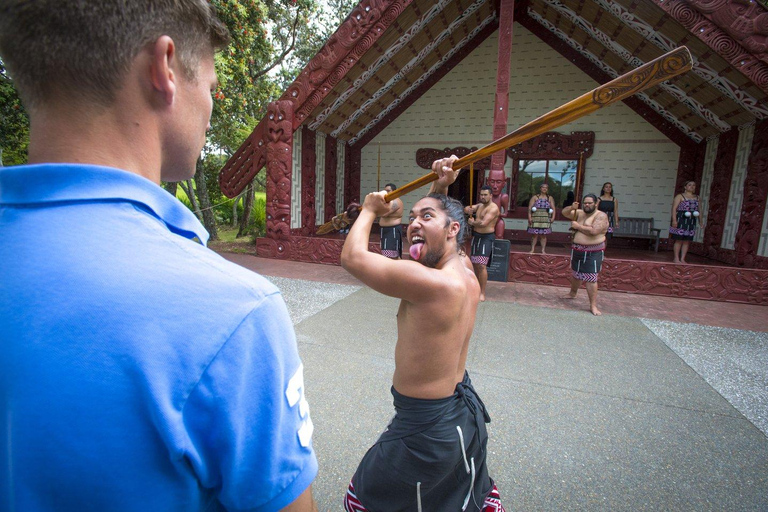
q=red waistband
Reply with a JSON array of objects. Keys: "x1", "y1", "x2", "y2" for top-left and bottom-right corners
[{"x1": 572, "y1": 242, "x2": 606, "y2": 252}]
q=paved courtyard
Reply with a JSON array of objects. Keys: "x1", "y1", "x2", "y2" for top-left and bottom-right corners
[{"x1": 224, "y1": 253, "x2": 768, "y2": 511}]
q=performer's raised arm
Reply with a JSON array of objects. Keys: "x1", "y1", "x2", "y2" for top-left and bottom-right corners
[
  {"x1": 561, "y1": 201, "x2": 579, "y2": 220},
  {"x1": 428, "y1": 155, "x2": 460, "y2": 195},
  {"x1": 341, "y1": 157, "x2": 461, "y2": 303}
]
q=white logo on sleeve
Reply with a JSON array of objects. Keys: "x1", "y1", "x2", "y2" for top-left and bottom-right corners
[{"x1": 285, "y1": 363, "x2": 314, "y2": 448}]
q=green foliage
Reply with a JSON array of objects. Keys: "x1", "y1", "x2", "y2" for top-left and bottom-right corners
[
  {"x1": 208, "y1": 0, "x2": 331, "y2": 155},
  {"x1": 0, "y1": 60, "x2": 30, "y2": 165}
]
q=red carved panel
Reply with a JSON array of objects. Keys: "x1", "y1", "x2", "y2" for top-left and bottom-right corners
[
  {"x1": 703, "y1": 129, "x2": 739, "y2": 255},
  {"x1": 345, "y1": 144, "x2": 361, "y2": 205},
  {"x1": 509, "y1": 253, "x2": 768, "y2": 305},
  {"x1": 301, "y1": 126, "x2": 317, "y2": 236},
  {"x1": 325, "y1": 134, "x2": 338, "y2": 222},
  {"x1": 265, "y1": 101, "x2": 294, "y2": 240},
  {"x1": 283, "y1": 0, "x2": 414, "y2": 127},
  {"x1": 506, "y1": 131, "x2": 595, "y2": 160},
  {"x1": 687, "y1": 0, "x2": 768, "y2": 63},
  {"x1": 352, "y1": 21, "x2": 498, "y2": 148},
  {"x1": 219, "y1": 123, "x2": 267, "y2": 198},
  {"x1": 518, "y1": 13, "x2": 698, "y2": 148},
  {"x1": 255, "y1": 236, "x2": 380, "y2": 264},
  {"x1": 652, "y1": 0, "x2": 768, "y2": 93},
  {"x1": 735, "y1": 119, "x2": 768, "y2": 266},
  {"x1": 415, "y1": 147, "x2": 495, "y2": 171}
]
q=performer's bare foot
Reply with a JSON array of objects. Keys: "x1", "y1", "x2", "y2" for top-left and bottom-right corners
[
  {"x1": 590, "y1": 305, "x2": 602, "y2": 316},
  {"x1": 541, "y1": 250, "x2": 547, "y2": 254},
  {"x1": 529, "y1": 249, "x2": 535, "y2": 254},
  {"x1": 672, "y1": 259, "x2": 680, "y2": 264},
  {"x1": 561, "y1": 292, "x2": 577, "y2": 299},
  {"x1": 479, "y1": 293, "x2": 486, "y2": 302},
  {"x1": 680, "y1": 259, "x2": 687, "y2": 264}
]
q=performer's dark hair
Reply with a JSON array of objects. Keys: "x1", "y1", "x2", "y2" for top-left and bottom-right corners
[
  {"x1": 426, "y1": 193, "x2": 468, "y2": 249},
  {"x1": 583, "y1": 193, "x2": 598, "y2": 203},
  {"x1": 681, "y1": 180, "x2": 696, "y2": 189},
  {"x1": 480, "y1": 185, "x2": 492, "y2": 193},
  {"x1": 385, "y1": 183, "x2": 397, "y2": 190},
  {"x1": 600, "y1": 182, "x2": 614, "y2": 197}
]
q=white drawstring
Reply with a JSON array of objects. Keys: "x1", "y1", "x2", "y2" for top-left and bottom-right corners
[
  {"x1": 462, "y1": 457, "x2": 476, "y2": 511},
  {"x1": 416, "y1": 481, "x2": 422, "y2": 512},
  {"x1": 456, "y1": 426, "x2": 470, "y2": 473}
]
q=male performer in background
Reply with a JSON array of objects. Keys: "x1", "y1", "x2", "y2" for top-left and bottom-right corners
[
  {"x1": 0, "y1": 1, "x2": 317, "y2": 510},
  {"x1": 379, "y1": 182, "x2": 404, "y2": 259},
  {"x1": 561, "y1": 193, "x2": 609, "y2": 316},
  {"x1": 340, "y1": 156, "x2": 504, "y2": 512},
  {"x1": 464, "y1": 185, "x2": 501, "y2": 301}
]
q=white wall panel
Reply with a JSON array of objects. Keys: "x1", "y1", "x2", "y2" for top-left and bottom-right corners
[
  {"x1": 721, "y1": 124, "x2": 755, "y2": 249},
  {"x1": 760, "y1": 201, "x2": 768, "y2": 257},
  {"x1": 291, "y1": 129, "x2": 302, "y2": 229},
  {"x1": 315, "y1": 132, "x2": 326, "y2": 225},
  {"x1": 695, "y1": 138, "x2": 718, "y2": 243}
]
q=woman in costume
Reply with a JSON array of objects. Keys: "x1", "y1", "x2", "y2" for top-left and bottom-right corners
[
  {"x1": 669, "y1": 180, "x2": 704, "y2": 264},
  {"x1": 597, "y1": 182, "x2": 620, "y2": 239},
  {"x1": 528, "y1": 182, "x2": 556, "y2": 254}
]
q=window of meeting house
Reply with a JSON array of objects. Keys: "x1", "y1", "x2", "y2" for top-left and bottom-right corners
[
  {"x1": 516, "y1": 159, "x2": 577, "y2": 210},
  {"x1": 503, "y1": 131, "x2": 594, "y2": 219}
]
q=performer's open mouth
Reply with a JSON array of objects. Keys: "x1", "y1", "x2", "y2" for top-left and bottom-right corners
[{"x1": 409, "y1": 235, "x2": 425, "y2": 260}]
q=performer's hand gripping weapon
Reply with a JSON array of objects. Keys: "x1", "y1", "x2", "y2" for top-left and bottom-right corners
[{"x1": 316, "y1": 46, "x2": 693, "y2": 235}]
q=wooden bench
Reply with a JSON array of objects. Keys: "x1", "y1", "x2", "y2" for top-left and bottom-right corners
[{"x1": 612, "y1": 217, "x2": 661, "y2": 252}]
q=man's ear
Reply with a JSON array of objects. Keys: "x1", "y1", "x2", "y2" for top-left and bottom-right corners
[
  {"x1": 447, "y1": 220, "x2": 460, "y2": 240},
  {"x1": 149, "y1": 36, "x2": 177, "y2": 105}
]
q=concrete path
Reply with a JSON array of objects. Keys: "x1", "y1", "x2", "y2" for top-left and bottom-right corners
[{"x1": 232, "y1": 257, "x2": 768, "y2": 511}]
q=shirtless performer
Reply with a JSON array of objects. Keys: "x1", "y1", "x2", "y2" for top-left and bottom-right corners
[
  {"x1": 464, "y1": 185, "x2": 501, "y2": 302},
  {"x1": 340, "y1": 156, "x2": 505, "y2": 512},
  {"x1": 379, "y1": 182, "x2": 405, "y2": 259},
  {"x1": 561, "y1": 193, "x2": 609, "y2": 316}
]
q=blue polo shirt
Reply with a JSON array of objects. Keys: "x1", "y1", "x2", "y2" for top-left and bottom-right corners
[{"x1": 0, "y1": 164, "x2": 317, "y2": 511}]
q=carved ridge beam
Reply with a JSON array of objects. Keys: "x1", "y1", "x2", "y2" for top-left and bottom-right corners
[
  {"x1": 545, "y1": 0, "x2": 733, "y2": 132},
  {"x1": 308, "y1": 0, "x2": 459, "y2": 131},
  {"x1": 594, "y1": 0, "x2": 768, "y2": 120},
  {"x1": 650, "y1": 0, "x2": 768, "y2": 94},
  {"x1": 283, "y1": 0, "x2": 416, "y2": 129}
]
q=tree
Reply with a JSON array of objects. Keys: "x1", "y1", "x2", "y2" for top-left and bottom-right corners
[{"x1": 0, "y1": 60, "x2": 30, "y2": 166}]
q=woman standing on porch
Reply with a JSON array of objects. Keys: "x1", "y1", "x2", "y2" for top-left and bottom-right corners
[
  {"x1": 528, "y1": 183, "x2": 556, "y2": 254},
  {"x1": 669, "y1": 180, "x2": 705, "y2": 264},
  {"x1": 597, "y1": 182, "x2": 620, "y2": 239}
]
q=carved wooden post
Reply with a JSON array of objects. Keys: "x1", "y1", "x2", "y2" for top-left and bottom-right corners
[
  {"x1": 734, "y1": 120, "x2": 768, "y2": 267},
  {"x1": 345, "y1": 144, "x2": 361, "y2": 205},
  {"x1": 265, "y1": 100, "x2": 294, "y2": 241},
  {"x1": 488, "y1": 0, "x2": 515, "y2": 222},
  {"x1": 675, "y1": 141, "x2": 706, "y2": 194}
]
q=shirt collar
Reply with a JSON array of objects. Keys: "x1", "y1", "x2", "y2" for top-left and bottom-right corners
[{"x1": 0, "y1": 163, "x2": 209, "y2": 245}]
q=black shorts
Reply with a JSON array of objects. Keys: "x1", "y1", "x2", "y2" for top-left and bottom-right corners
[
  {"x1": 380, "y1": 225, "x2": 403, "y2": 259},
  {"x1": 571, "y1": 242, "x2": 605, "y2": 282},
  {"x1": 470, "y1": 231, "x2": 495, "y2": 267},
  {"x1": 350, "y1": 372, "x2": 494, "y2": 511}
]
